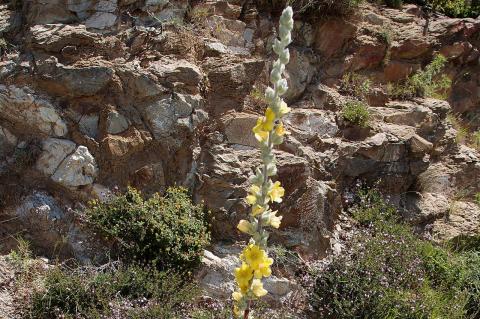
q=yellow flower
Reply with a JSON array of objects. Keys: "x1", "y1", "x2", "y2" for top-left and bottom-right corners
[
  {"x1": 234, "y1": 263, "x2": 253, "y2": 293},
  {"x1": 246, "y1": 185, "x2": 260, "y2": 205},
  {"x1": 268, "y1": 212, "x2": 283, "y2": 229},
  {"x1": 252, "y1": 118, "x2": 269, "y2": 143},
  {"x1": 237, "y1": 220, "x2": 252, "y2": 234},
  {"x1": 232, "y1": 291, "x2": 243, "y2": 302},
  {"x1": 251, "y1": 204, "x2": 265, "y2": 217},
  {"x1": 264, "y1": 108, "x2": 276, "y2": 131},
  {"x1": 275, "y1": 122, "x2": 286, "y2": 136},
  {"x1": 251, "y1": 279, "x2": 268, "y2": 297},
  {"x1": 268, "y1": 181, "x2": 285, "y2": 203},
  {"x1": 252, "y1": 108, "x2": 276, "y2": 142},
  {"x1": 279, "y1": 101, "x2": 291, "y2": 116},
  {"x1": 254, "y1": 257, "x2": 273, "y2": 279},
  {"x1": 233, "y1": 305, "x2": 242, "y2": 317}
]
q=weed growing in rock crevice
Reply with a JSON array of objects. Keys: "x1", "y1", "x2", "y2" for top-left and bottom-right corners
[
  {"x1": 388, "y1": 54, "x2": 451, "y2": 100},
  {"x1": 341, "y1": 101, "x2": 371, "y2": 128}
]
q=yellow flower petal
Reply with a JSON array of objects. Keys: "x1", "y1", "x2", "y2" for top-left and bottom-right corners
[
  {"x1": 275, "y1": 122, "x2": 286, "y2": 136},
  {"x1": 263, "y1": 108, "x2": 276, "y2": 131},
  {"x1": 252, "y1": 117, "x2": 270, "y2": 142},
  {"x1": 268, "y1": 181, "x2": 285, "y2": 203},
  {"x1": 279, "y1": 101, "x2": 291, "y2": 116},
  {"x1": 233, "y1": 305, "x2": 242, "y2": 317},
  {"x1": 232, "y1": 291, "x2": 243, "y2": 302},
  {"x1": 246, "y1": 194, "x2": 257, "y2": 205},
  {"x1": 234, "y1": 263, "x2": 253, "y2": 293},
  {"x1": 251, "y1": 204, "x2": 265, "y2": 217},
  {"x1": 251, "y1": 279, "x2": 268, "y2": 297},
  {"x1": 269, "y1": 214, "x2": 283, "y2": 229},
  {"x1": 237, "y1": 220, "x2": 251, "y2": 233}
]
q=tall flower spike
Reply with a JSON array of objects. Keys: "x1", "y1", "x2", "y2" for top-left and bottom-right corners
[{"x1": 233, "y1": 6, "x2": 294, "y2": 318}]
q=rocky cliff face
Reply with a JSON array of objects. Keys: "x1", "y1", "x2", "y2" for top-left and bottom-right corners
[{"x1": 0, "y1": 0, "x2": 479, "y2": 298}]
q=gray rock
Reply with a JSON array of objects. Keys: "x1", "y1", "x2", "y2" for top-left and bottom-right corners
[
  {"x1": 222, "y1": 112, "x2": 258, "y2": 147},
  {"x1": 26, "y1": 0, "x2": 76, "y2": 24},
  {"x1": 364, "y1": 12, "x2": 388, "y2": 25},
  {"x1": 37, "y1": 61, "x2": 114, "y2": 97},
  {"x1": 284, "y1": 49, "x2": 315, "y2": 101},
  {"x1": 79, "y1": 114, "x2": 99, "y2": 138},
  {"x1": 204, "y1": 42, "x2": 250, "y2": 57},
  {"x1": 409, "y1": 134, "x2": 433, "y2": 154},
  {"x1": 94, "y1": 0, "x2": 117, "y2": 12},
  {"x1": 85, "y1": 12, "x2": 117, "y2": 29},
  {"x1": 207, "y1": 15, "x2": 247, "y2": 47},
  {"x1": 30, "y1": 24, "x2": 99, "y2": 52},
  {"x1": 36, "y1": 138, "x2": 76, "y2": 176},
  {"x1": 433, "y1": 201, "x2": 480, "y2": 241},
  {"x1": 142, "y1": 94, "x2": 199, "y2": 139},
  {"x1": 0, "y1": 126, "x2": 16, "y2": 158},
  {"x1": 51, "y1": 146, "x2": 98, "y2": 187},
  {"x1": 0, "y1": 85, "x2": 67, "y2": 137},
  {"x1": 106, "y1": 111, "x2": 129, "y2": 134},
  {"x1": 284, "y1": 108, "x2": 339, "y2": 140},
  {"x1": 0, "y1": 126, "x2": 17, "y2": 147},
  {"x1": 66, "y1": 0, "x2": 93, "y2": 14},
  {"x1": 116, "y1": 64, "x2": 168, "y2": 99}
]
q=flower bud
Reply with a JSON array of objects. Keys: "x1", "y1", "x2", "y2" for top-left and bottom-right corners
[
  {"x1": 272, "y1": 39, "x2": 284, "y2": 56},
  {"x1": 279, "y1": 49, "x2": 290, "y2": 65},
  {"x1": 270, "y1": 68, "x2": 281, "y2": 83},
  {"x1": 276, "y1": 79, "x2": 288, "y2": 95},
  {"x1": 265, "y1": 87, "x2": 275, "y2": 102}
]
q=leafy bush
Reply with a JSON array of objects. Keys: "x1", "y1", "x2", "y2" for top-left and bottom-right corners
[
  {"x1": 29, "y1": 263, "x2": 198, "y2": 319},
  {"x1": 341, "y1": 101, "x2": 371, "y2": 127},
  {"x1": 428, "y1": 0, "x2": 480, "y2": 18},
  {"x1": 311, "y1": 188, "x2": 480, "y2": 319},
  {"x1": 86, "y1": 187, "x2": 210, "y2": 271},
  {"x1": 389, "y1": 54, "x2": 451, "y2": 100},
  {"x1": 350, "y1": 188, "x2": 397, "y2": 226},
  {"x1": 386, "y1": 0, "x2": 480, "y2": 18},
  {"x1": 256, "y1": 0, "x2": 365, "y2": 17}
]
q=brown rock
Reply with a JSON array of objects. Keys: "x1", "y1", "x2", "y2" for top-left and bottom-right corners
[
  {"x1": 314, "y1": 19, "x2": 357, "y2": 57},
  {"x1": 433, "y1": 201, "x2": 480, "y2": 241},
  {"x1": 102, "y1": 127, "x2": 149, "y2": 159},
  {"x1": 391, "y1": 38, "x2": 430, "y2": 59},
  {"x1": 206, "y1": 57, "x2": 264, "y2": 115},
  {"x1": 221, "y1": 112, "x2": 258, "y2": 147},
  {"x1": 383, "y1": 61, "x2": 421, "y2": 82},
  {"x1": 440, "y1": 42, "x2": 472, "y2": 59},
  {"x1": 409, "y1": 134, "x2": 433, "y2": 154},
  {"x1": 348, "y1": 36, "x2": 386, "y2": 71}
]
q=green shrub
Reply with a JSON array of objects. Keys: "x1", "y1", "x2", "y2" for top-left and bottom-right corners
[
  {"x1": 29, "y1": 263, "x2": 198, "y2": 319},
  {"x1": 389, "y1": 54, "x2": 451, "y2": 100},
  {"x1": 256, "y1": 0, "x2": 365, "y2": 17},
  {"x1": 350, "y1": 188, "x2": 397, "y2": 226},
  {"x1": 311, "y1": 188, "x2": 480, "y2": 319},
  {"x1": 341, "y1": 101, "x2": 371, "y2": 127},
  {"x1": 86, "y1": 187, "x2": 210, "y2": 271},
  {"x1": 311, "y1": 229, "x2": 433, "y2": 318},
  {"x1": 429, "y1": 0, "x2": 480, "y2": 18}
]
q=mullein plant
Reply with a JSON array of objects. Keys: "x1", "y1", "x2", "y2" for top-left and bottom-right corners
[{"x1": 232, "y1": 6, "x2": 294, "y2": 318}]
